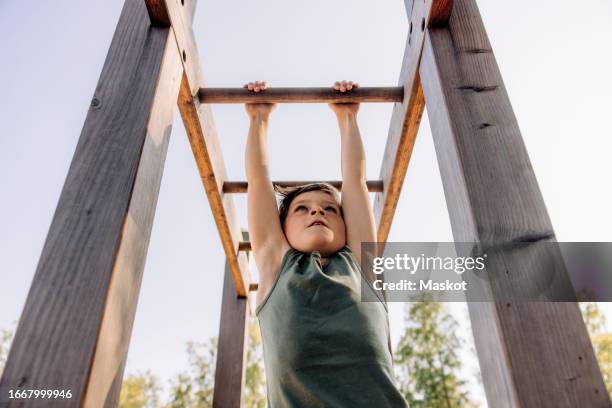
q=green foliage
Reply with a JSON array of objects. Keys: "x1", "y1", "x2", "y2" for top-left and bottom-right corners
[
  {"x1": 582, "y1": 302, "x2": 607, "y2": 334},
  {"x1": 166, "y1": 338, "x2": 217, "y2": 408},
  {"x1": 244, "y1": 318, "x2": 267, "y2": 408},
  {"x1": 0, "y1": 327, "x2": 15, "y2": 377},
  {"x1": 116, "y1": 315, "x2": 266, "y2": 408},
  {"x1": 594, "y1": 333, "x2": 612, "y2": 396},
  {"x1": 119, "y1": 370, "x2": 162, "y2": 408},
  {"x1": 394, "y1": 301, "x2": 477, "y2": 408},
  {"x1": 580, "y1": 302, "x2": 612, "y2": 396}
]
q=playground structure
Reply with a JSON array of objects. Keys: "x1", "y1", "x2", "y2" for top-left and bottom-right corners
[{"x1": 1, "y1": 0, "x2": 610, "y2": 406}]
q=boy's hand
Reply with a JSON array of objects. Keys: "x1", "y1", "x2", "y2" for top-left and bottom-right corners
[
  {"x1": 244, "y1": 81, "x2": 276, "y2": 120},
  {"x1": 329, "y1": 80, "x2": 360, "y2": 117}
]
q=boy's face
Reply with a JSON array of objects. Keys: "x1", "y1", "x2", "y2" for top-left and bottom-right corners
[{"x1": 283, "y1": 190, "x2": 346, "y2": 256}]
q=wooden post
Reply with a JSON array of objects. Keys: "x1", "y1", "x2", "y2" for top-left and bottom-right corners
[
  {"x1": 213, "y1": 232, "x2": 250, "y2": 408},
  {"x1": 0, "y1": 0, "x2": 187, "y2": 406},
  {"x1": 149, "y1": 0, "x2": 252, "y2": 297},
  {"x1": 374, "y1": 0, "x2": 452, "y2": 243},
  {"x1": 419, "y1": 0, "x2": 610, "y2": 406}
]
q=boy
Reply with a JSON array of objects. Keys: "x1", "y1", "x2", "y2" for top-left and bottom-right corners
[{"x1": 245, "y1": 80, "x2": 407, "y2": 407}]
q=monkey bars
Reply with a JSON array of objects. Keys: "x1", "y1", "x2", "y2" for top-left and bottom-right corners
[{"x1": 0, "y1": 0, "x2": 609, "y2": 407}]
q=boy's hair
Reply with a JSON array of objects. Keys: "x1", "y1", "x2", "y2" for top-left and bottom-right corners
[{"x1": 275, "y1": 183, "x2": 342, "y2": 228}]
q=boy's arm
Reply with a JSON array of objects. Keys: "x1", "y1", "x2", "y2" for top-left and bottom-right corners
[
  {"x1": 330, "y1": 82, "x2": 377, "y2": 265},
  {"x1": 244, "y1": 85, "x2": 289, "y2": 287}
]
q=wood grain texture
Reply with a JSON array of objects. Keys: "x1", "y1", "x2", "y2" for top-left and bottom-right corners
[
  {"x1": 163, "y1": 0, "x2": 203, "y2": 96},
  {"x1": 179, "y1": 76, "x2": 250, "y2": 296},
  {"x1": 0, "y1": 0, "x2": 183, "y2": 405},
  {"x1": 222, "y1": 180, "x2": 384, "y2": 194},
  {"x1": 144, "y1": 0, "x2": 170, "y2": 26},
  {"x1": 83, "y1": 29, "x2": 183, "y2": 408},
  {"x1": 419, "y1": 0, "x2": 610, "y2": 406},
  {"x1": 373, "y1": 0, "x2": 452, "y2": 243},
  {"x1": 198, "y1": 87, "x2": 403, "y2": 104},
  {"x1": 212, "y1": 232, "x2": 250, "y2": 408},
  {"x1": 169, "y1": 0, "x2": 249, "y2": 295}
]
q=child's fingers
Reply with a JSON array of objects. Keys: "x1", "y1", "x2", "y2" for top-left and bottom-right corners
[
  {"x1": 254, "y1": 80, "x2": 268, "y2": 92},
  {"x1": 333, "y1": 80, "x2": 359, "y2": 92},
  {"x1": 245, "y1": 81, "x2": 269, "y2": 92}
]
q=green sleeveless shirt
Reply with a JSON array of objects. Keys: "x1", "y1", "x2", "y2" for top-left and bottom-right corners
[{"x1": 256, "y1": 246, "x2": 408, "y2": 407}]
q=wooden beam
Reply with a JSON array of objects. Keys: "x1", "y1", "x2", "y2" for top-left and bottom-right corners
[
  {"x1": 404, "y1": 0, "x2": 414, "y2": 17},
  {"x1": 145, "y1": 0, "x2": 203, "y2": 96},
  {"x1": 147, "y1": 0, "x2": 249, "y2": 295},
  {"x1": 213, "y1": 232, "x2": 250, "y2": 408},
  {"x1": 419, "y1": 0, "x2": 610, "y2": 406},
  {"x1": 222, "y1": 180, "x2": 384, "y2": 194},
  {"x1": 373, "y1": 0, "x2": 453, "y2": 243},
  {"x1": 84, "y1": 34, "x2": 183, "y2": 408},
  {"x1": 198, "y1": 87, "x2": 403, "y2": 104},
  {"x1": 0, "y1": 0, "x2": 184, "y2": 405},
  {"x1": 178, "y1": 80, "x2": 250, "y2": 296},
  {"x1": 145, "y1": 0, "x2": 198, "y2": 27},
  {"x1": 145, "y1": 0, "x2": 171, "y2": 26},
  {"x1": 143, "y1": 4, "x2": 250, "y2": 295},
  {"x1": 184, "y1": 0, "x2": 197, "y2": 25}
]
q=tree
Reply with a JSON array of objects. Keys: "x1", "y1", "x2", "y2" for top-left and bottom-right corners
[
  {"x1": 394, "y1": 301, "x2": 477, "y2": 408},
  {"x1": 580, "y1": 302, "x2": 612, "y2": 395},
  {"x1": 582, "y1": 302, "x2": 606, "y2": 334},
  {"x1": 118, "y1": 339, "x2": 218, "y2": 408},
  {"x1": 244, "y1": 317, "x2": 267, "y2": 408},
  {"x1": 167, "y1": 338, "x2": 217, "y2": 408},
  {"x1": 0, "y1": 327, "x2": 14, "y2": 377},
  {"x1": 1, "y1": 317, "x2": 266, "y2": 406},
  {"x1": 165, "y1": 315, "x2": 266, "y2": 407},
  {"x1": 119, "y1": 370, "x2": 162, "y2": 408}
]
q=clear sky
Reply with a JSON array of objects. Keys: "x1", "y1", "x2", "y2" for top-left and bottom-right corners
[{"x1": 1, "y1": 0, "x2": 611, "y2": 405}]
